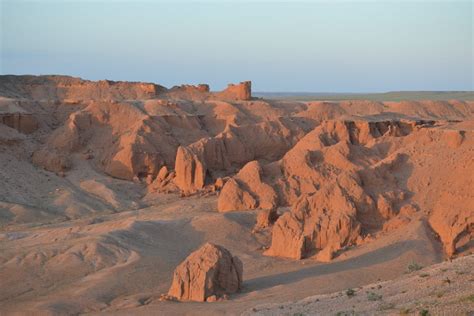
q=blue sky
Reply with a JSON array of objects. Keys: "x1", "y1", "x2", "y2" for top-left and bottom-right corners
[{"x1": 1, "y1": 0, "x2": 472, "y2": 92}]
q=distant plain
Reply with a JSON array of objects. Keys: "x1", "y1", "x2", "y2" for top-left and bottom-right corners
[{"x1": 254, "y1": 91, "x2": 474, "y2": 101}]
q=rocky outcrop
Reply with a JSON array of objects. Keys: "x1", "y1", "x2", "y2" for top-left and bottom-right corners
[
  {"x1": 175, "y1": 120, "x2": 305, "y2": 193},
  {"x1": 32, "y1": 148, "x2": 71, "y2": 173},
  {"x1": 254, "y1": 208, "x2": 279, "y2": 230},
  {"x1": 218, "y1": 161, "x2": 277, "y2": 212},
  {"x1": 429, "y1": 205, "x2": 473, "y2": 257},
  {"x1": 0, "y1": 75, "x2": 165, "y2": 101},
  {"x1": 218, "y1": 178, "x2": 257, "y2": 212},
  {"x1": 174, "y1": 146, "x2": 207, "y2": 193},
  {"x1": 266, "y1": 183, "x2": 361, "y2": 260},
  {"x1": 0, "y1": 113, "x2": 38, "y2": 134},
  {"x1": 214, "y1": 81, "x2": 252, "y2": 101},
  {"x1": 167, "y1": 243, "x2": 243, "y2": 302}
]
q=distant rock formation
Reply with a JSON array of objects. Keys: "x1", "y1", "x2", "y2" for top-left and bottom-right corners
[
  {"x1": 167, "y1": 243, "x2": 243, "y2": 302},
  {"x1": 164, "y1": 81, "x2": 251, "y2": 101},
  {"x1": 0, "y1": 75, "x2": 165, "y2": 101},
  {"x1": 214, "y1": 81, "x2": 252, "y2": 101}
]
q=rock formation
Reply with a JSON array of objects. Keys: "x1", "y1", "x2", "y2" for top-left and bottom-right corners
[
  {"x1": 167, "y1": 243, "x2": 243, "y2": 302},
  {"x1": 174, "y1": 146, "x2": 207, "y2": 193},
  {"x1": 1, "y1": 75, "x2": 473, "y2": 262},
  {"x1": 218, "y1": 161, "x2": 277, "y2": 212},
  {"x1": 214, "y1": 81, "x2": 252, "y2": 101},
  {"x1": 266, "y1": 184, "x2": 362, "y2": 260},
  {"x1": 254, "y1": 208, "x2": 279, "y2": 230}
]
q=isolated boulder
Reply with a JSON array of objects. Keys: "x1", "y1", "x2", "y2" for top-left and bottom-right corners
[{"x1": 167, "y1": 243, "x2": 243, "y2": 302}]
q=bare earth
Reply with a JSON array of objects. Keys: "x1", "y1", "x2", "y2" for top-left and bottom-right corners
[{"x1": 0, "y1": 75, "x2": 472, "y2": 315}]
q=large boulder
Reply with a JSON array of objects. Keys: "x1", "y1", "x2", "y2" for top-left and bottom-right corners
[{"x1": 167, "y1": 243, "x2": 243, "y2": 302}]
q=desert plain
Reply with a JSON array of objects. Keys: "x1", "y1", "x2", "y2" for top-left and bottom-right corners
[{"x1": 0, "y1": 75, "x2": 472, "y2": 315}]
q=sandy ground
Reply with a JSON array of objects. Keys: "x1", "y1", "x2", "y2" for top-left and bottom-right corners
[
  {"x1": 0, "y1": 182, "x2": 445, "y2": 314},
  {"x1": 244, "y1": 254, "x2": 474, "y2": 316}
]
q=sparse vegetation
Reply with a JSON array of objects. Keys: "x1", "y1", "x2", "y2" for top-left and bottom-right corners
[
  {"x1": 407, "y1": 262, "x2": 423, "y2": 272},
  {"x1": 399, "y1": 307, "x2": 411, "y2": 315},
  {"x1": 419, "y1": 309, "x2": 430, "y2": 316},
  {"x1": 461, "y1": 294, "x2": 474, "y2": 303},
  {"x1": 335, "y1": 310, "x2": 356, "y2": 316},
  {"x1": 377, "y1": 302, "x2": 395, "y2": 311},
  {"x1": 419, "y1": 273, "x2": 430, "y2": 278},
  {"x1": 346, "y1": 288, "x2": 356, "y2": 297},
  {"x1": 367, "y1": 292, "x2": 383, "y2": 301}
]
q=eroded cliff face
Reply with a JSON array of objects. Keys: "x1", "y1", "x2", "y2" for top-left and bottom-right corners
[
  {"x1": 0, "y1": 75, "x2": 165, "y2": 101},
  {"x1": 1, "y1": 75, "x2": 472, "y2": 260},
  {"x1": 218, "y1": 119, "x2": 474, "y2": 259}
]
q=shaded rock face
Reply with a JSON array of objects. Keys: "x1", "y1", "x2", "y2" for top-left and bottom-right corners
[
  {"x1": 167, "y1": 243, "x2": 243, "y2": 302},
  {"x1": 254, "y1": 208, "x2": 280, "y2": 230},
  {"x1": 0, "y1": 113, "x2": 38, "y2": 134}
]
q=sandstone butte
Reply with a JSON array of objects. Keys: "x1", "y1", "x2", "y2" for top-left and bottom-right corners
[{"x1": 0, "y1": 75, "x2": 472, "y2": 314}]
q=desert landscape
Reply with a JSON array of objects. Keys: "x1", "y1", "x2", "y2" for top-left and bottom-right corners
[{"x1": 0, "y1": 75, "x2": 472, "y2": 315}]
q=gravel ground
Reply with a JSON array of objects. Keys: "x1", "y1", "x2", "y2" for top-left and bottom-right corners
[{"x1": 244, "y1": 255, "x2": 474, "y2": 316}]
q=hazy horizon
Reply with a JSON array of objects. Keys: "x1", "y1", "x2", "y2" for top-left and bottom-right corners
[{"x1": 1, "y1": 0, "x2": 473, "y2": 92}]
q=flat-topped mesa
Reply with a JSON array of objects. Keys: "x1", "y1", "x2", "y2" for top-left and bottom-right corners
[
  {"x1": 168, "y1": 81, "x2": 252, "y2": 101},
  {"x1": 214, "y1": 81, "x2": 252, "y2": 101},
  {"x1": 0, "y1": 75, "x2": 166, "y2": 101}
]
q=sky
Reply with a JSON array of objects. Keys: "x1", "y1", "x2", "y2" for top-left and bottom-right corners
[{"x1": 0, "y1": 0, "x2": 472, "y2": 92}]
